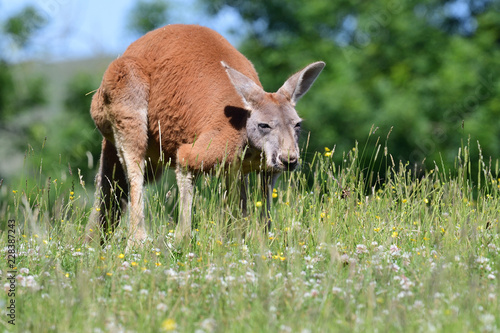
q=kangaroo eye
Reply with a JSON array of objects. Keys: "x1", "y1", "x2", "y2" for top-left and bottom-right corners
[{"x1": 258, "y1": 123, "x2": 271, "y2": 129}]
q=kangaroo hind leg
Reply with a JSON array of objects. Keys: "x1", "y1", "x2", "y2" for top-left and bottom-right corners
[
  {"x1": 100, "y1": 56, "x2": 150, "y2": 251},
  {"x1": 85, "y1": 138, "x2": 129, "y2": 245}
]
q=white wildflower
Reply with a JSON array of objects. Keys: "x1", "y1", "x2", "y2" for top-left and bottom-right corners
[
  {"x1": 156, "y1": 303, "x2": 168, "y2": 312},
  {"x1": 356, "y1": 244, "x2": 368, "y2": 254},
  {"x1": 332, "y1": 287, "x2": 343, "y2": 294},
  {"x1": 199, "y1": 318, "x2": 217, "y2": 333}
]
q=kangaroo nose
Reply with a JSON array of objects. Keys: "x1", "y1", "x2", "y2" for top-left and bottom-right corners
[{"x1": 279, "y1": 154, "x2": 298, "y2": 170}]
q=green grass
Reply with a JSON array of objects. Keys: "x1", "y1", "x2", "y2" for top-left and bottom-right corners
[{"x1": 1, "y1": 138, "x2": 499, "y2": 332}]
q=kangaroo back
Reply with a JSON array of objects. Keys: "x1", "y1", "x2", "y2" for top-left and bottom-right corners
[{"x1": 123, "y1": 25, "x2": 261, "y2": 169}]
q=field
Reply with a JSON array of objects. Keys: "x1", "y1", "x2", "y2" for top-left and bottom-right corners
[{"x1": 1, "y1": 138, "x2": 499, "y2": 332}]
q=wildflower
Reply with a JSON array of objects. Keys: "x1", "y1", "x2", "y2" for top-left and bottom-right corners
[
  {"x1": 390, "y1": 244, "x2": 400, "y2": 255},
  {"x1": 374, "y1": 227, "x2": 381, "y2": 232},
  {"x1": 95, "y1": 207, "x2": 101, "y2": 212},
  {"x1": 255, "y1": 201, "x2": 263, "y2": 208},
  {"x1": 106, "y1": 272, "x2": 112, "y2": 276},
  {"x1": 72, "y1": 251, "x2": 83, "y2": 257},
  {"x1": 424, "y1": 198, "x2": 429, "y2": 204},
  {"x1": 118, "y1": 253, "x2": 125, "y2": 259},
  {"x1": 131, "y1": 261, "x2": 138, "y2": 267},
  {"x1": 20, "y1": 268, "x2": 29, "y2": 275},
  {"x1": 479, "y1": 314, "x2": 495, "y2": 327},
  {"x1": 140, "y1": 289, "x2": 149, "y2": 295},
  {"x1": 324, "y1": 152, "x2": 332, "y2": 157},
  {"x1": 12, "y1": 190, "x2": 17, "y2": 194},
  {"x1": 392, "y1": 231, "x2": 398, "y2": 238},
  {"x1": 391, "y1": 263, "x2": 400, "y2": 272},
  {"x1": 280, "y1": 325, "x2": 292, "y2": 333},
  {"x1": 155, "y1": 262, "x2": 162, "y2": 267},
  {"x1": 161, "y1": 318, "x2": 177, "y2": 331},
  {"x1": 332, "y1": 287, "x2": 343, "y2": 294},
  {"x1": 488, "y1": 243, "x2": 498, "y2": 252},
  {"x1": 199, "y1": 318, "x2": 217, "y2": 332},
  {"x1": 157, "y1": 303, "x2": 168, "y2": 312},
  {"x1": 123, "y1": 285, "x2": 133, "y2": 292},
  {"x1": 356, "y1": 244, "x2": 368, "y2": 254}
]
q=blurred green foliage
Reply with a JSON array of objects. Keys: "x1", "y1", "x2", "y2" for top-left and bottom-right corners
[
  {"x1": 27, "y1": 73, "x2": 102, "y2": 184},
  {"x1": 0, "y1": 6, "x2": 47, "y2": 121},
  {"x1": 3, "y1": 6, "x2": 47, "y2": 47},
  {"x1": 128, "y1": 0, "x2": 170, "y2": 36}
]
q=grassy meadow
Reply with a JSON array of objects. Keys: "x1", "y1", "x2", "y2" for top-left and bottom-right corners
[{"x1": 1, "y1": 136, "x2": 499, "y2": 332}]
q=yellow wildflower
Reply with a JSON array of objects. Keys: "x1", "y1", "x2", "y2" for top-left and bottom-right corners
[{"x1": 161, "y1": 318, "x2": 177, "y2": 331}]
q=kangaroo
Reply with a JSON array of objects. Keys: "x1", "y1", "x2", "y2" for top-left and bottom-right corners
[{"x1": 84, "y1": 24, "x2": 324, "y2": 250}]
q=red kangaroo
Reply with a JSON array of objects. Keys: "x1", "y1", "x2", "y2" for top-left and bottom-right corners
[{"x1": 85, "y1": 24, "x2": 324, "y2": 250}]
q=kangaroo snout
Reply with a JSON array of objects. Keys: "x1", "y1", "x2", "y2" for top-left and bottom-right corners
[{"x1": 277, "y1": 152, "x2": 299, "y2": 170}]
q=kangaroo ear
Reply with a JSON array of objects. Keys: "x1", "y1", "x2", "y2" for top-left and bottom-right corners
[
  {"x1": 278, "y1": 61, "x2": 325, "y2": 106},
  {"x1": 222, "y1": 61, "x2": 265, "y2": 110}
]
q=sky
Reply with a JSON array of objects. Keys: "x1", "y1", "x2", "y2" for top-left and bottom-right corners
[{"x1": 1, "y1": 0, "x2": 243, "y2": 62}]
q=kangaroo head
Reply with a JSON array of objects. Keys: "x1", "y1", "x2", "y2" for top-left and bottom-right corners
[{"x1": 223, "y1": 61, "x2": 325, "y2": 171}]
